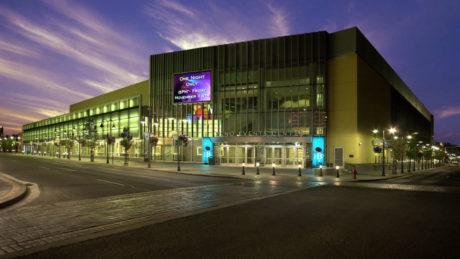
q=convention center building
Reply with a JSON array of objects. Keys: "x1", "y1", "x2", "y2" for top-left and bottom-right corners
[{"x1": 22, "y1": 27, "x2": 433, "y2": 168}]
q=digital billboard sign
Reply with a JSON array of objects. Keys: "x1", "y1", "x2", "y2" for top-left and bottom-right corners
[
  {"x1": 312, "y1": 136, "x2": 325, "y2": 167},
  {"x1": 173, "y1": 70, "x2": 211, "y2": 104}
]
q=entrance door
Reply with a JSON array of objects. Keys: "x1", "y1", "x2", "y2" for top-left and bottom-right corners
[
  {"x1": 264, "y1": 146, "x2": 283, "y2": 166},
  {"x1": 273, "y1": 147, "x2": 282, "y2": 165},
  {"x1": 285, "y1": 146, "x2": 304, "y2": 166},
  {"x1": 219, "y1": 145, "x2": 255, "y2": 165},
  {"x1": 246, "y1": 147, "x2": 254, "y2": 164}
]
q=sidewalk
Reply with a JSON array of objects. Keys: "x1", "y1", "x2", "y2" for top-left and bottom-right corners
[
  {"x1": 13, "y1": 153, "x2": 421, "y2": 182},
  {"x1": 0, "y1": 178, "x2": 320, "y2": 257},
  {"x1": 0, "y1": 172, "x2": 28, "y2": 209}
]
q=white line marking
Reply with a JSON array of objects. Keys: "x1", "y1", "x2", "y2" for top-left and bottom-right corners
[{"x1": 95, "y1": 179, "x2": 125, "y2": 187}]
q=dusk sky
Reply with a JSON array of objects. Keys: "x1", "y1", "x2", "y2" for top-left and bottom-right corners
[{"x1": 0, "y1": 0, "x2": 459, "y2": 144}]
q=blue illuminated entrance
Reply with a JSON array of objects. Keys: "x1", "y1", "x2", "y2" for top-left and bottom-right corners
[
  {"x1": 311, "y1": 136, "x2": 325, "y2": 167},
  {"x1": 202, "y1": 137, "x2": 213, "y2": 164}
]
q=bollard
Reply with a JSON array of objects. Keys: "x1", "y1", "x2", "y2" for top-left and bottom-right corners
[
  {"x1": 336, "y1": 165, "x2": 340, "y2": 178},
  {"x1": 272, "y1": 163, "x2": 276, "y2": 176},
  {"x1": 256, "y1": 162, "x2": 260, "y2": 175},
  {"x1": 298, "y1": 164, "x2": 302, "y2": 176},
  {"x1": 319, "y1": 165, "x2": 323, "y2": 177},
  {"x1": 242, "y1": 163, "x2": 246, "y2": 175},
  {"x1": 353, "y1": 168, "x2": 357, "y2": 179}
]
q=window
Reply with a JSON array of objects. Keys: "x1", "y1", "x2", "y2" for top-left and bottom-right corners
[
  {"x1": 316, "y1": 76, "x2": 324, "y2": 84},
  {"x1": 316, "y1": 127, "x2": 324, "y2": 135},
  {"x1": 316, "y1": 85, "x2": 324, "y2": 108}
]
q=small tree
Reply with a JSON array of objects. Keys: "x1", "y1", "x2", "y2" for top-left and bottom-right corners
[
  {"x1": 1, "y1": 138, "x2": 13, "y2": 152},
  {"x1": 149, "y1": 136, "x2": 159, "y2": 160},
  {"x1": 77, "y1": 138, "x2": 85, "y2": 161},
  {"x1": 391, "y1": 138, "x2": 407, "y2": 174},
  {"x1": 84, "y1": 118, "x2": 98, "y2": 162},
  {"x1": 406, "y1": 140, "x2": 418, "y2": 172},
  {"x1": 176, "y1": 134, "x2": 189, "y2": 171},
  {"x1": 61, "y1": 139, "x2": 74, "y2": 159},
  {"x1": 120, "y1": 127, "x2": 133, "y2": 166},
  {"x1": 54, "y1": 140, "x2": 61, "y2": 158},
  {"x1": 107, "y1": 136, "x2": 116, "y2": 164},
  {"x1": 422, "y1": 147, "x2": 432, "y2": 169},
  {"x1": 434, "y1": 149, "x2": 447, "y2": 166},
  {"x1": 416, "y1": 149, "x2": 423, "y2": 170}
]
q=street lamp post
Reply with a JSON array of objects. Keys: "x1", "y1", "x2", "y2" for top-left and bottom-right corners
[
  {"x1": 111, "y1": 123, "x2": 116, "y2": 164},
  {"x1": 141, "y1": 120, "x2": 146, "y2": 162},
  {"x1": 418, "y1": 141, "x2": 424, "y2": 170},
  {"x1": 176, "y1": 138, "x2": 181, "y2": 172},
  {"x1": 106, "y1": 132, "x2": 109, "y2": 164},
  {"x1": 63, "y1": 131, "x2": 70, "y2": 159},
  {"x1": 147, "y1": 107, "x2": 152, "y2": 169},
  {"x1": 373, "y1": 127, "x2": 397, "y2": 177},
  {"x1": 407, "y1": 135, "x2": 411, "y2": 172},
  {"x1": 34, "y1": 137, "x2": 39, "y2": 156},
  {"x1": 55, "y1": 129, "x2": 61, "y2": 159},
  {"x1": 392, "y1": 135, "x2": 399, "y2": 174},
  {"x1": 75, "y1": 125, "x2": 82, "y2": 161},
  {"x1": 100, "y1": 123, "x2": 108, "y2": 164}
]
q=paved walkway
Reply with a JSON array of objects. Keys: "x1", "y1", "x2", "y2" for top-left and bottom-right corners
[
  {"x1": 15, "y1": 154, "x2": 412, "y2": 182},
  {"x1": 0, "y1": 180, "x2": 321, "y2": 257}
]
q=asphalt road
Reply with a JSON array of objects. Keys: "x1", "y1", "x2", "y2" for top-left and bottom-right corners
[
  {"x1": 21, "y1": 165, "x2": 460, "y2": 258},
  {"x1": 0, "y1": 154, "x2": 240, "y2": 205}
]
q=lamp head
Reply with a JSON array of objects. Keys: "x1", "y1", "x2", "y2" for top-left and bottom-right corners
[{"x1": 388, "y1": 127, "x2": 397, "y2": 134}]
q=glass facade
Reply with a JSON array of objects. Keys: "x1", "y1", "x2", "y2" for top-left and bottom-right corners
[
  {"x1": 22, "y1": 96, "x2": 142, "y2": 158},
  {"x1": 151, "y1": 32, "x2": 328, "y2": 167}
]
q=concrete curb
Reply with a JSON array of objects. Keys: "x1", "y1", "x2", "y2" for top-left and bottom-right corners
[{"x1": 0, "y1": 173, "x2": 29, "y2": 209}]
